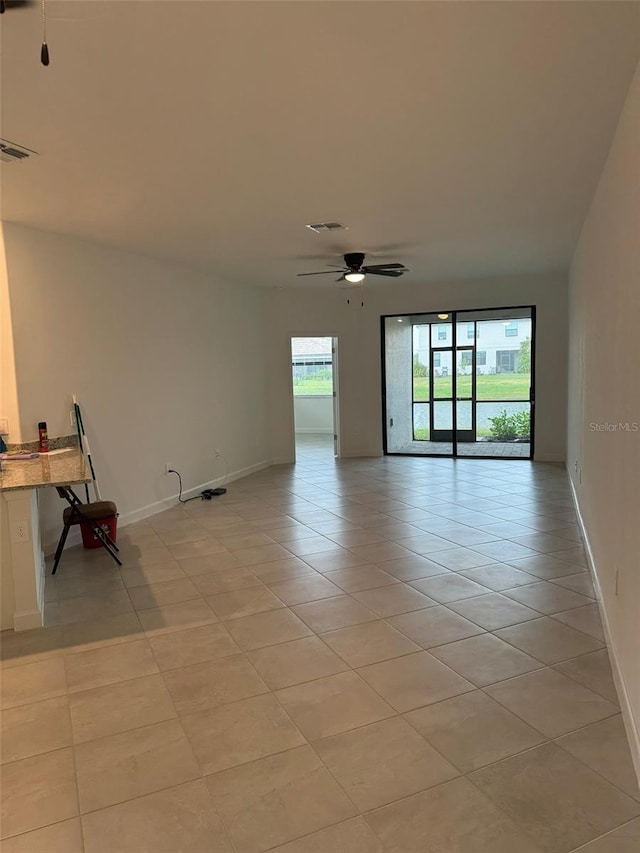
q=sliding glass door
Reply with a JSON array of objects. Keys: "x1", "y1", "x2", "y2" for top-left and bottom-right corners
[{"x1": 382, "y1": 306, "x2": 534, "y2": 459}]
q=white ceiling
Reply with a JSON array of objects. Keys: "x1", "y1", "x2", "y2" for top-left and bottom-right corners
[{"x1": 1, "y1": 1, "x2": 639, "y2": 287}]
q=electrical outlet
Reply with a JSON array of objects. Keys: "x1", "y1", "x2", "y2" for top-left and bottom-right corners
[
  {"x1": 165, "y1": 463, "x2": 172, "y2": 475},
  {"x1": 11, "y1": 519, "x2": 30, "y2": 544},
  {"x1": 215, "y1": 449, "x2": 222, "y2": 458},
  {"x1": 0, "y1": 417, "x2": 8, "y2": 434}
]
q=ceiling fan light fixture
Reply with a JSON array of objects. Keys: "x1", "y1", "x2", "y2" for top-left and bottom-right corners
[
  {"x1": 438, "y1": 313, "x2": 450, "y2": 320},
  {"x1": 296, "y1": 252, "x2": 408, "y2": 284}
]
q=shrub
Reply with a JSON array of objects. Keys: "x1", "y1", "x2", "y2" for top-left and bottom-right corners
[
  {"x1": 489, "y1": 410, "x2": 530, "y2": 441},
  {"x1": 489, "y1": 410, "x2": 517, "y2": 440},
  {"x1": 513, "y1": 411, "x2": 531, "y2": 438}
]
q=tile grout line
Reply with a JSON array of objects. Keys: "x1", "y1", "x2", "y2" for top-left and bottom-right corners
[{"x1": 566, "y1": 814, "x2": 640, "y2": 852}]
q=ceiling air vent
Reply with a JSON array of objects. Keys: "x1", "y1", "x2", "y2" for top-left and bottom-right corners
[
  {"x1": 305, "y1": 222, "x2": 348, "y2": 233},
  {"x1": 0, "y1": 139, "x2": 38, "y2": 164}
]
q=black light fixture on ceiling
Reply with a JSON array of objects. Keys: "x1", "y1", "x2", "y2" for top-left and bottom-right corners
[{"x1": 297, "y1": 252, "x2": 410, "y2": 284}]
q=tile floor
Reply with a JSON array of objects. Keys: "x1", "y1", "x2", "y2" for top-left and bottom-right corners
[{"x1": 1, "y1": 434, "x2": 638, "y2": 852}]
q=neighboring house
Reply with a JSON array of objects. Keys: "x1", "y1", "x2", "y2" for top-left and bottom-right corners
[{"x1": 414, "y1": 320, "x2": 532, "y2": 376}]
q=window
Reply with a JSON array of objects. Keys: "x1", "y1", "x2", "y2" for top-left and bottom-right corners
[
  {"x1": 476, "y1": 350, "x2": 487, "y2": 366},
  {"x1": 504, "y1": 321, "x2": 518, "y2": 337},
  {"x1": 433, "y1": 352, "x2": 441, "y2": 368},
  {"x1": 460, "y1": 351, "x2": 473, "y2": 367},
  {"x1": 437, "y1": 326, "x2": 447, "y2": 341},
  {"x1": 467, "y1": 323, "x2": 476, "y2": 339},
  {"x1": 291, "y1": 357, "x2": 333, "y2": 395}
]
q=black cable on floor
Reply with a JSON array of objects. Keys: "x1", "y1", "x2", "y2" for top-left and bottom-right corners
[{"x1": 167, "y1": 469, "x2": 202, "y2": 503}]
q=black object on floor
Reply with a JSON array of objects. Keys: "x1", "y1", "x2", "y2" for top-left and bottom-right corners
[{"x1": 201, "y1": 487, "x2": 227, "y2": 499}]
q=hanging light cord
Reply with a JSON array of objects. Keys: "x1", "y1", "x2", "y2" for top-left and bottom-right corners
[
  {"x1": 41, "y1": 0, "x2": 50, "y2": 66},
  {"x1": 346, "y1": 284, "x2": 365, "y2": 308}
]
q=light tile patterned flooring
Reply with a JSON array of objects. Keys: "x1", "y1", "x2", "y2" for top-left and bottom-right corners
[{"x1": 1, "y1": 434, "x2": 639, "y2": 852}]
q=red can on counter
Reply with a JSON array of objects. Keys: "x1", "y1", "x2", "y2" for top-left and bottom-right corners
[{"x1": 38, "y1": 421, "x2": 49, "y2": 453}]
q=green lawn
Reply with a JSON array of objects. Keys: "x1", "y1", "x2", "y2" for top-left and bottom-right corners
[
  {"x1": 293, "y1": 372, "x2": 530, "y2": 401},
  {"x1": 413, "y1": 373, "x2": 530, "y2": 402},
  {"x1": 413, "y1": 426, "x2": 494, "y2": 440},
  {"x1": 293, "y1": 379, "x2": 333, "y2": 396}
]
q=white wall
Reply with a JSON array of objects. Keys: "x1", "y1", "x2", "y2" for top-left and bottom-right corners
[
  {"x1": 1, "y1": 227, "x2": 21, "y2": 621},
  {"x1": 2, "y1": 223, "x2": 271, "y2": 550},
  {"x1": 293, "y1": 397, "x2": 334, "y2": 433},
  {"x1": 267, "y1": 272, "x2": 568, "y2": 462},
  {"x1": 0, "y1": 226, "x2": 21, "y2": 443},
  {"x1": 0, "y1": 498, "x2": 16, "y2": 628},
  {"x1": 568, "y1": 62, "x2": 640, "y2": 772}
]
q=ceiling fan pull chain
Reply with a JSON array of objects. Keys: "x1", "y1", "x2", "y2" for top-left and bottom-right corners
[{"x1": 40, "y1": 0, "x2": 50, "y2": 65}]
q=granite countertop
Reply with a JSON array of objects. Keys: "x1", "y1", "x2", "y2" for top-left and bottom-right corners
[{"x1": 0, "y1": 449, "x2": 91, "y2": 493}]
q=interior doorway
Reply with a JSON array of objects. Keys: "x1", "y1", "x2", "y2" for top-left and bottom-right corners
[
  {"x1": 383, "y1": 307, "x2": 534, "y2": 459},
  {"x1": 291, "y1": 336, "x2": 339, "y2": 461}
]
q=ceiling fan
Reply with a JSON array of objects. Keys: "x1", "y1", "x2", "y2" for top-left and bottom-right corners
[{"x1": 297, "y1": 252, "x2": 410, "y2": 284}]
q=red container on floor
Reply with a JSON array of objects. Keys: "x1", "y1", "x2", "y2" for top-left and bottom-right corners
[{"x1": 81, "y1": 517, "x2": 118, "y2": 549}]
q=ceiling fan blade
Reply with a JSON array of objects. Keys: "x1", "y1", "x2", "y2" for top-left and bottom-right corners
[
  {"x1": 362, "y1": 263, "x2": 406, "y2": 271},
  {"x1": 297, "y1": 270, "x2": 345, "y2": 277},
  {"x1": 0, "y1": 0, "x2": 36, "y2": 10},
  {"x1": 367, "y1": 269, "x2": 405, "y2": 277},
  {"x1": 336, "y1": 275, "x2": 346, "y2": 282}
]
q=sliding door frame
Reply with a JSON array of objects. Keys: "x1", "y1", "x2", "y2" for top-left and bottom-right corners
[{"x1": 381, "y1": 304, "x2": 536, "y2": 460}]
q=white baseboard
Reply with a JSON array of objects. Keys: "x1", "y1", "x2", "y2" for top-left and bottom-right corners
[
  {"x1": 42, "y1": 458, "x2": 274, "y2": 554},
  {"x1": 13, "y1": 608, "x2": 44, "y2": 631},
  {"x1": 568, "y1": 472, "x2": 640, "y2": 783},
  {"x1": 294, "y1": 428, "x2": 334, "y2": 434}
]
